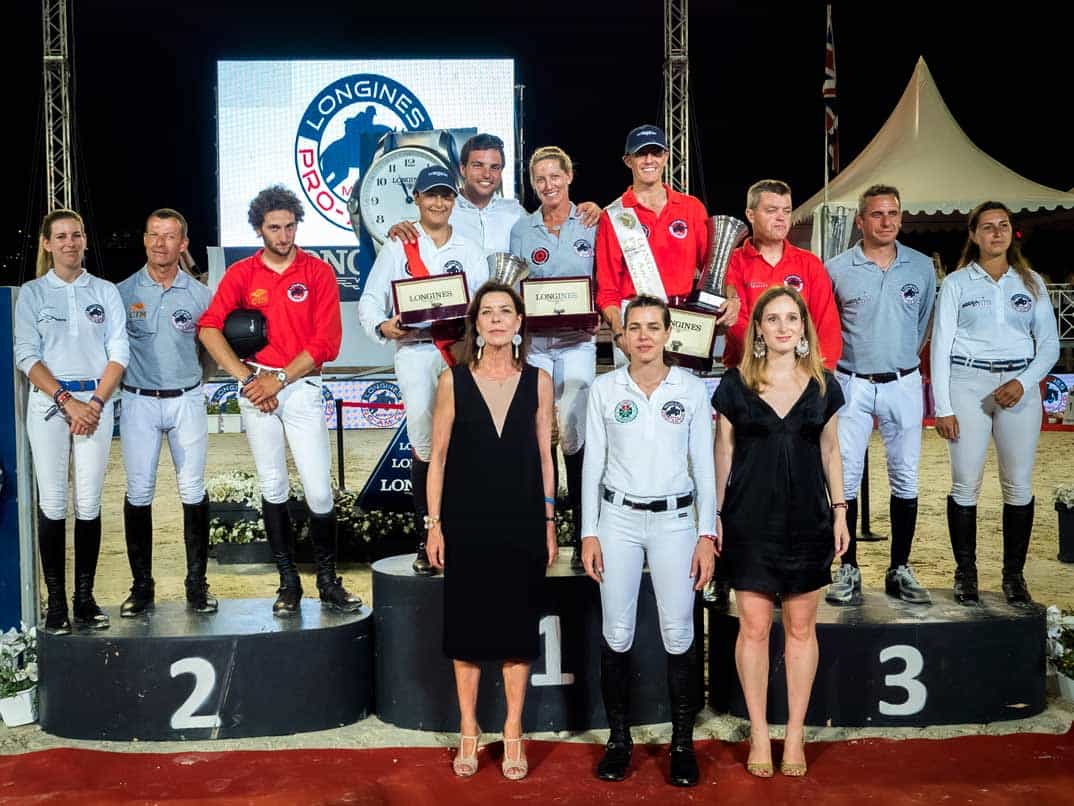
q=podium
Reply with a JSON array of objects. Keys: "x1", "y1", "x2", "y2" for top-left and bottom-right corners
[
  {"x1": 709, "y1": 590, "x2": 1046, "y2": 727},
  {"x1": 39, "y1": 599, "x2": 372, "y2": 740},
  {"x1": 373, "y1": 555, "x2": 702, "y2": 732}
]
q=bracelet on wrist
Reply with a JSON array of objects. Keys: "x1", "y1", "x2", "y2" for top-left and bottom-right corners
[
  {"x1": 423, "y1": 514, "x2": 441, "y2": 529},
  {"x1": 543, "y1": 496, "x2": 555, "y2": 505},
  {"x1": 545, "y1": 516, "x2": 555, "y2": 522},
  {"x1": 53, "y1": 389, "x2": 72, "y2": 408},
  {"x1": 241, "y1": 372, "x2": 257, "y2": 386},
  {"x1": 832, "y1": 501, "x2": 848, "y2": 510},
  {"x1": 698, "y1": 534, "x2": 717, "y2": 543},
  {"x1": 89, "y1": 394, "x2": 106, "y2": 409}
]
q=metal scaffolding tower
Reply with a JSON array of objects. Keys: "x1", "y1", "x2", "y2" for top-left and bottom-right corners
[
  {"x1": 663, "y1": 0, "x2": 689, "y2": 193},
  {"x1": 42, "y1": 0, "x2": 74, "y2": 211}
]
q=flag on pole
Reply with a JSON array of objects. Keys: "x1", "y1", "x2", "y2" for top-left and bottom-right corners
[{"x1": 823, "y1": 4, "x2": 840, "y2": 177}]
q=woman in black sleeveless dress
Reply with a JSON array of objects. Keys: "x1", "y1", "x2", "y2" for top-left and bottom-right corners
[
  {"x1": 426, "y1": 281, "x2": 556, "y2": 781},
  {"x1": 712, "y1": 286, "x2": 849, "y2": 778}
]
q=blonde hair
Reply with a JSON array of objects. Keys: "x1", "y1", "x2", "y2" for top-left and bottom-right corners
[
  {"x1": 739, "y1": 285, "x2": 827, "y2": 395},
  {"x1": 529, "y1": 146, "x2": 573, "y2": 179},
  {"x1": 36, "y1": 209, "x2": 84, "y2": 278}
]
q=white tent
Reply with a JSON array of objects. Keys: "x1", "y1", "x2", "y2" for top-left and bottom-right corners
[{"x1": 795, "y1": 58, "x2": 1074, "y2": 223}]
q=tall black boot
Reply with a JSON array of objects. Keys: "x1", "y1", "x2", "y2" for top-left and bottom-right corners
[
  {"x1": 72, "y1": 516, "x2": 109, "y2": 629},
  {"x1": 947, "y1": 496, "x2": 979, "y2": 605},
  {"x1": 842, "y1": 497, "x2": 859, "y2": 568},
  {"x1": 596, "y1": 639, "x2": 633, "y2": 781},
  {"x1": 38, "y1": 510, "x2": 70, "y2": 635},
  {"x1": 120, "y1": 497, "x2": 155, "y2": 617},
  {"x1": 262, "y1": 498, "x2": 302, "y2": 616},
  {"x1": 564, "y1": 447, "x2": 585, "y2": 572},
  {"x1": 667, "y1": 641, "x2": 701, "y2": 787},
  {"x1": 410, "y1": 457, "x2": 435, "y2": 576},
  {"x1": 183, "y1": 496, "x2": 218, "y2": 613},
  {"x1": 1002, "y1": 498, "x2": 1035, "y2": 606},
  {"x1": 889, "y1": 495, "x2": 919, "y2": 569},
  {"x1": 310, "y1": 510, "x2": 362, "y2": 613}
]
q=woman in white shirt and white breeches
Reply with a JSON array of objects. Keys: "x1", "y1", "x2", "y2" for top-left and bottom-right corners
[{"x1": 930, "y1": 201, "x2": 1059, "y2": 607}]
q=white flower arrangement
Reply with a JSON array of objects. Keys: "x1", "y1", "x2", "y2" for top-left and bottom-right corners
[
  {"x1": 209, "y1": 517, "x2": 267, "y2": 546},
  {"x1": 205, "y1": 471, "x2": 262, "y2": 509},
  {"x1": 0, "y1": 623, "x2": 38, "y2": 698},
  {"x1": 1055, "y1": 484, "x2": 1074, "y2": 510},
  {"x1": 1046, "y1": 605, "x2": 1074, "y2": 678}
]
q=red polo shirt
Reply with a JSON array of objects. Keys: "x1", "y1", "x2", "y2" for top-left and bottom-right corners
[
  {"x1": 595, "y1": 184, "x2": 709, "y2": 311},
  {"x1": 198, "y1": 247, "x2": 342, "y2": 368},
  {"x1": 723, "y1": 239, "x2": 842, "y2": 370}
]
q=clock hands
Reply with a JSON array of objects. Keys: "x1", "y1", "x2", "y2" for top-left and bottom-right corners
[{"x1": 401, "y1": 179, "x2": 414, "y2": 205}]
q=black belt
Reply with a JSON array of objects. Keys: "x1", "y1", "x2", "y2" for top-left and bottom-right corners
[
  {"x1": 122, "y1": 382, "x2": 200, "y2": 398},
  {"x1": 603, "y1": 489, "x2": 694, "y2": 512},
  {"x1": 837, "y1": 365, "x2": 917, "y2": 384},
  {"x1": 950, "y1": 356, "x2": 1031, "y2": 373}
]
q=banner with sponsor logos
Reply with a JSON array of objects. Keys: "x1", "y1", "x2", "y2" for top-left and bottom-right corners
[
  {"x1": 216, "y1": 59, "x2": 515, "y2": 366},
  {"x1": 204, "y1": 379, "x2": 406, "y2": 430}
]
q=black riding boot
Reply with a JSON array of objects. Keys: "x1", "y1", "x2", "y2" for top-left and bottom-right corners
[
  {"x1": 667, "y1": 641, "x2": 701, "y2": 787},
  {"x1": 38, "y1": 510, "x2": 70, "y2": 634},
  {"x1": 120, "y1": 497, "x2": 155, "y2": 616},
  {"x1": 596, "y1": 639, "x2": 634, "y2": 781},
  {"x1": 310, "y1": 510, "x2": 362, "y2": 613},
  {"x1": 564, "y1": 448, "x2": 585, "y2": 572},
  {"x1": 842, "y1": 497, "x2": 859, "y2": 568},
  {"x1": 183, "y1": 496, "x2": 218, "y2": 613},
  {"x1": 1002, "y1": 498, "x2": 1035, "y2": 606},
  {"x1": 889, "y1": 495, "x2": 919, "y2": 570},
  {"x1": 410, "y1": 457, "x2": 435, "y2": 576},
  {"x1": 947, "y1": 496, "x2": 979, "y2": 605},
  {"x1": 263, "y1": 498, "x2": 302, "y2": 616},
  {"x1": 72, "y1": 516, "x2": 109, "y2": 629}
]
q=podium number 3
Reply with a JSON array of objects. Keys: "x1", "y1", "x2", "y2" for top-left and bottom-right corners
[
  {"x1": 878, "y1": 645, "x2": 927, "y2": 716},
  {"x1": 532, "y1": 615, "x2": 575, "y2": 686},
  {"x1": 170, "y1": 657, "x2": 223, "y2": 729}
]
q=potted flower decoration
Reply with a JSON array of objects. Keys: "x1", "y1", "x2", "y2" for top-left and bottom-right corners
[
  {"x1": 1046, "y1": 606, "x2": 1074, "y2": 701},
  {"x1": 0, "y1": 623, "x2": 39, "y2": 727},
  {"x1": 1056, "y1": 484, "x2": 1074, "y2": 563}
]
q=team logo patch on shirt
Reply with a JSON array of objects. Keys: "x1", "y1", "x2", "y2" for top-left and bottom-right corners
[
  {"x1": 531, "y1": 248, "x2": 550, "y2": 265},
  {"x1": 783, "y1": 274, "x2": 804, "y2": 292},
  {"x1": 614, "y1": 399, "x2": 638, "y2": 423},
  {"x1": 287, "y1": 283, "x2": 309, "y2": 303},
  {"x1": 443, "y1": 260, "x2": 463, "y2": 274},
  {"x1": 249, "y1": 288, "x2": 269, "y2": 306},
  {"x1": 85, "y1": 304, "x2": 105, "y2": 324},
  {"x1": 574, "y1": 240, "x2": 593, "y2": 258},
  {"x1": 669, "y1": 219, "x2": 689, "y2": 239},
  {"x1": 171, "y1": 309, "x2": 195, "y2": 333},
  {"x1": 900, "y1": 283, "x2": 921, "y2": 305},
  {"x1": 1010, "y1": 293, "x2": 1033, "y2": 312},
  {"x1": 359, "y1": 381, "x2": 404, "y2": 428},
  {"x1": 661, "y1": 400, "x2": 686, "y2": 424},
  {"x1": 128, "y1": 302, "x2": 147, "y2": 321}
]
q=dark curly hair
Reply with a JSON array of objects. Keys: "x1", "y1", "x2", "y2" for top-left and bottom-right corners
[{"x1": 247, "y1": 185, "x2": 305, "y2": 231}]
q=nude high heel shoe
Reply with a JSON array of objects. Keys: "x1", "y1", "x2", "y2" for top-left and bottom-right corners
[
  {"x1": 452, "y1": 729, "x2": 481, "y2": 777},
  {"x1": 502, "y1": 736, "x2": 528, "y2": 780}
]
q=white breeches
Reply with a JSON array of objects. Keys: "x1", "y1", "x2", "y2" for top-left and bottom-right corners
[
  {"x1": 394, "y1": 343, "x2": 448, "y2": 463},
  {"x1": 121, "y1": 387, "x2": 207, "y2": 506},
  {"x1": 527, "y1": 335, "x2": 595, "y2": 455}
]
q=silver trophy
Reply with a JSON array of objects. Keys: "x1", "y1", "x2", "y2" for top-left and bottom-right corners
[
  {"x1": 819, "y1": 205, "x2": 854, "y2": 263},
  {"x1": 687, "y1": 215, "x2": 749, "y2": 312},
  {"x1": 486, "y1": 252, "x2": 531, "y2": 287}
]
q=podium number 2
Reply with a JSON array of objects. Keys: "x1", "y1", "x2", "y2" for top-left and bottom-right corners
[
  {"x1": 170, "y1": 657, "x2": 223, "y2": 729},
  {"x1": 878, "y1": 645, "x2": 927, "y2": 716},
  {"x1": 532, "y1": 615, "x2": 575, "y2": 686}
]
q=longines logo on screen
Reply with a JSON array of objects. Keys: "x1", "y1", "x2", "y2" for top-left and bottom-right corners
[{"x1": 294, "y1": 74, "x2": 433, "y2": 230}]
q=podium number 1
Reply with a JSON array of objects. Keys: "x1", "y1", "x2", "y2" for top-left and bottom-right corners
[
  {"x1": 170, "y1": 657, "x2": 223, "y2": 730},
  {"x1": 878, "y1": 645, "x2": 927, "y2": 716},
  {"x1": 532, "y1": 615, "x2": 575, "y2": 686}
]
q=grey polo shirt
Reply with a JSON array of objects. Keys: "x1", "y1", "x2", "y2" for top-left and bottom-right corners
[
  {"x1": 116, "y1": 266, "x2": 212, "y2": 389},
  {"x1": 825, "y1": 241, "x2": 936, "y2": 374},
  {"x1": 509, "y1": 204, "x2": 596, "y2": 279}
]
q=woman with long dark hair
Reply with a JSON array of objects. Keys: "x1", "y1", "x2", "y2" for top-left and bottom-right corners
[
  {"x1": 931, "y1": 201, "x2": 1059, "y2": 606},
  {"x1": 426, "y1": 281, "x2": 556, "y2": 781},
  {"x1": 14, "y1": 209, "x2": 129, "y2": 634},
  {"x1": 712, "y1": 285, "x2": 849, "y2": 778}
]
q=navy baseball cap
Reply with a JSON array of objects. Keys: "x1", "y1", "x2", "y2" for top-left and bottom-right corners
[
  {"x1": 625, "y1": 125, "x2": 669, "y2": 154},
  {"x1": 414, "y1": 166, "x2": 457, "y2": 194}
]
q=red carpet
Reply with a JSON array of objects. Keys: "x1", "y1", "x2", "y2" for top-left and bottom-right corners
[{"x1": 2, "y1": 729, "x2": 1072, "y2": 805}]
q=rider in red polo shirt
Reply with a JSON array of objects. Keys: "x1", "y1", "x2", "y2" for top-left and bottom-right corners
[{"x1": 723, "y1": 180, "x2": 842, "y2": 370}]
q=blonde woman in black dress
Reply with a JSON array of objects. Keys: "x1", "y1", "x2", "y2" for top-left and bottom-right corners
[
  {"x1": 712, "y1": 285, "x2": 849, "y2": 778},
  {"x1": 426, "y1": 281, "x2": 556, "y2": 781}
]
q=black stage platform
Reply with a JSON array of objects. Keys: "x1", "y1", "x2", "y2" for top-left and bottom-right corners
[
  {"x1": 709, "y1": 590, "x2": 1046, "y2": 727},
  {"x1": 39, "y1": 599, "x2": 372, "y2": 741},
  {"x1": 373, "y1": 554, "x2": 703, "y2": 732}
]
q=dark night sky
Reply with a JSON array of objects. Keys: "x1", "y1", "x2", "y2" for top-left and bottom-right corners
[{"x1": 6, "y1": 1, "x2": 1073, "y2": 283}]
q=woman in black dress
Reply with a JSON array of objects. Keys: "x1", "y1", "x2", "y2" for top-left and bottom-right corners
[
  {"x1": 426, "y1": 281, "x2": 556, "y2": 780},
  {"x1": 712, "y1": 286, "x2": 849, "y2": 778}
]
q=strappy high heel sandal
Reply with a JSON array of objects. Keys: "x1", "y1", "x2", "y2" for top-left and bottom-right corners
[
  {"x1": 502, "y1": 736, "x2": 528, "y2": 781},
  {"x1": 780, "y1": 734, "x2": 808, "y2": 777},
  {"x1": 747, "y1": 736, "x2": 774, "y2": 778},
  {"x1": 452, "y1": 729, "x2": 481, "y2": 777}
]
